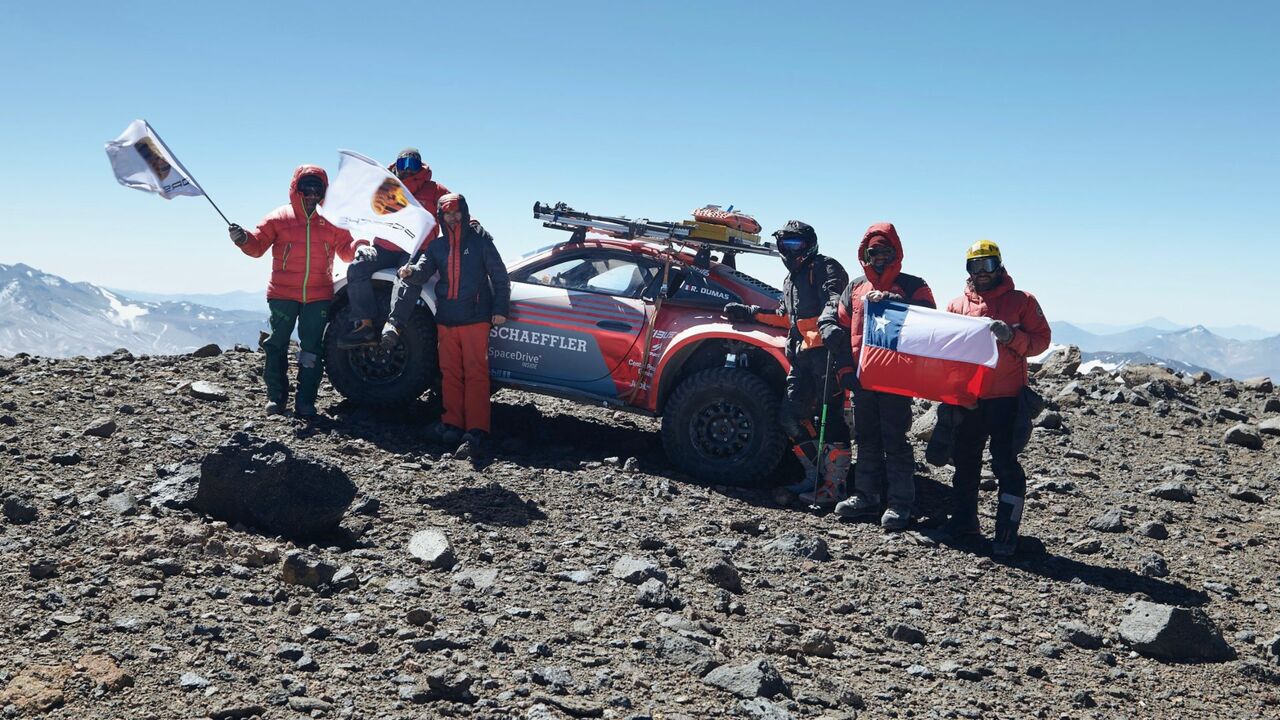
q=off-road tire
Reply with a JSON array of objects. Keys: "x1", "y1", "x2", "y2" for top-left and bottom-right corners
[
  {"x1": 324, "y1": 288, "x2": 436, "y2": 406},
  {"x1": 661, "y1": 367, "x2": 784, "y2": 486}
]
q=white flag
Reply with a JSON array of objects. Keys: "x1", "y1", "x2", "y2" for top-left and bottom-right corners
[
  {"x1": 104, "y1": 120, "x2": 204, "y2": 199},
  {"x1": 319, "y1": 150, "x2": 437, "y2": 254}
]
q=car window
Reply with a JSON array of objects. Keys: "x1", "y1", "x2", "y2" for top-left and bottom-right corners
[{"x1": 516, "y1": 253, "x2": 660, "y2": 298}]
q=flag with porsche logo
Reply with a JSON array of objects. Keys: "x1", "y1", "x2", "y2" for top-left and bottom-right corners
[
  {"x1": 318, "y1": 150, "x2": 437, "y2": 253},
  {"x1": 104, "y1": 120, "x2": 204, "y2": 199}
]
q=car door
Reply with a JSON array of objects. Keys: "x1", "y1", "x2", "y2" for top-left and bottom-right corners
[{"x1": 493, "y1": 249, "x2": 658, "y2": 397}]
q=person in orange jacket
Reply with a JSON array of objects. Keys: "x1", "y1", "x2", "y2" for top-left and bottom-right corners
[
  {"x1": 944, "y1": 240, "x2": 1051, "y2": 557},
  {"x1": 228, "y1": 166, "x2": 362, "y2": 417},
  {"x1": 337, "y1": 148, "x2": 451, "y2": 348}
]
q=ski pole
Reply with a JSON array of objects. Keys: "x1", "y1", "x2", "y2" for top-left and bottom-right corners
[{"x1": 813, "y1": 347, "x2": 833, "y2": 497}]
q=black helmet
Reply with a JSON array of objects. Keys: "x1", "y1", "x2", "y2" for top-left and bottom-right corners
[{"x1": 773, "y1": 220, "x2": 818, "y2": 264}]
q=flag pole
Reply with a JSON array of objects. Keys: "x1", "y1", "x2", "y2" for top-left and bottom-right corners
[{"x1": 144, "y1": 122, "x2": 232, "y2": 226}]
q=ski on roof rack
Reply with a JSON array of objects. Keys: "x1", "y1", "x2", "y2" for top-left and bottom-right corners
[{"x1": 533, "y1": 201, "x2": 779, "y2": 258}]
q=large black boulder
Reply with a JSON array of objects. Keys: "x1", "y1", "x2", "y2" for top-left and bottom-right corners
[{"x1": 194, "y1": 433, "x2": 356, "y2": 539}]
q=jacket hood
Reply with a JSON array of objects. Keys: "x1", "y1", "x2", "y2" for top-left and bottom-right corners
[
  {"x1": 965, "y1": 270, "x2": 1015, "y2": 301},
  {"x1": 437, "y1": 192, "x2": 471, "y2": 232},
  {"x1": 289, "y1": 165, "x2": 328, "y2": 217},
  {"x1": 858, "y1": 222, "x2": 903, "y2": 290}
]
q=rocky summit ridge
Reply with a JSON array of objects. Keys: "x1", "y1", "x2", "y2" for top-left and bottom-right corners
[{"x1": 1, "y1": 345, "x2": 1279, "y2": 719}]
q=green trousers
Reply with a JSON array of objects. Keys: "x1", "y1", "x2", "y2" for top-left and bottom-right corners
[{"x1": 263, "y1": 299, "x2": 330, "y2": 405}]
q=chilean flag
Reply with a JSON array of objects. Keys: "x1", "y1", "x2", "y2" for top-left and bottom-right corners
[{"x1": 858, "y1": 300, "x2": 999, "y2": 406}]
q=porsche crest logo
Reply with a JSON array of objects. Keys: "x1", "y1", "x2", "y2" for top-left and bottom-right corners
[{"x1": 371, "y1": 178, "x2": 409, "y2": 215}]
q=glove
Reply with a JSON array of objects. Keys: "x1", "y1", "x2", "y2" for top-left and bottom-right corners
[
  {"x1": 723, "y1": 303, "x2": 759, "y2": 323},
  {"x1": 353, "y1": 245, "x2": 378, "y2": 263},
  {"x1": 228, "y1": 223, "x2": 247, "y2": 246},
  {"x1": 990, "y1": 319, "x2": 1014, "y2": 344},
  {"x1": 839, "y1": 370, "x2": 859, "y2": 392},
  {"x1": 866, "y1": 290, "x2": 904, "y2": 303}
]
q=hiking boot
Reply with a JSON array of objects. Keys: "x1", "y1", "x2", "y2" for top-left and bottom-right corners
[
  {"x1": 834, "y1": 493, "x2": 880, "y2": 520},
  {"x1": 379, "y1": 327, "x2": 400, "y2": 351},
  {"x1": 294, "y1": 400, "x2": 318, "y2": 418},
  {"x1": 264, "y1": 399, "x2": 287, "y2": 415},
  {"x1": 427, "y1": 421, "x2": 463, "y2": 447},
  {"x1": 455, "y1": 430, "x2": 488, "y2": 461},
  {"x1": 992, "y1": 535, "x2": 1019, "y2": 559},
  {"x1": 943, "y1": 512, "x2": 982, "y2": 541},
  {"x1": 880, "y1": 507, "x2": 910, "y2": 532},
  {"x1": 337, "y1": 321, "x2": 378, "y2": 349}
]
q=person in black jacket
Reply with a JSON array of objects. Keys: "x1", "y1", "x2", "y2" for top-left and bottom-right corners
[
  {"x1": 384, "y1": 193, "x2": 510, "y2": 458},
  {"x1": 724, "y1": 221, "x2": 850, "y2": 502}
]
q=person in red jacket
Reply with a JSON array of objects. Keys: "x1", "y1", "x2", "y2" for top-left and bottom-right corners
[
  {"x1": 336, "y1": 148, "x2": 451, "y2": 348},
  {"x1": 819, "y1": 223, "x2": 936, "y2": 530},
  {"x1": 228, "y1": 166, "x2": 361, "y2": 417},
  {"x1": 385, "y1": 193, "x2": 510, "y2": 459},
  {"x1": 945, "y1": 239, "x2": 1051, "y2": 557}
]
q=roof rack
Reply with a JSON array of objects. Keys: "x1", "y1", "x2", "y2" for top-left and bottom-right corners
[{"x1": 533, "y1": 202, "x2": 779, "y2": 258}]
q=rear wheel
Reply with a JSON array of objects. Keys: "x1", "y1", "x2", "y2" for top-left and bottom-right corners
[
  {"x1": 324, "y1": 287, "x2": 436, "y2": 406},
  {"x1": 661, "y1": 367, "x2": 783, "y2": 486}
]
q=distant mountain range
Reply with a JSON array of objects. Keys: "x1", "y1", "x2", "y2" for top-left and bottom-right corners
[
  {"x1": 1051, "y1": 321, "x2": 1280, "y2": 381},
  {"x1": 106, "y1": 287, "x2": 266, "y2": 313},
  {"x1": 0, "y1": 264, "x2": 266, "y2": 358}
]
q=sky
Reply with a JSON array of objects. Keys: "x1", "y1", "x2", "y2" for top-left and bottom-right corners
[{"x1": 1, "y1": 1, "x2": 1277, "y2": 330}]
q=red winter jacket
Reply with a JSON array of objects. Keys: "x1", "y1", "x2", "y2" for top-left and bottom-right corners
[
  {"x1": 239, "y1": 165, "x2": 361, "y2": 303},
  {"x1": 819, "y1": 223, "x2": 936, "y2": 385},
  {"x1": 371, "y1": 163, "x2": 451, "y2": 253},
  {"x1": 946, "y1": 273, "x2": 1051, "y2": 399}
]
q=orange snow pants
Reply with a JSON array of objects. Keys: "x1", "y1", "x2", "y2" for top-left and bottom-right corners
[{"x1": 438, "y1": 322, "x2": 492, "y2": 433}]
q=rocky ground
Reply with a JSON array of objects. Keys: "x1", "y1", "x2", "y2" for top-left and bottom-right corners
[{"x1": 1, "y1": 345, "x2": 1279, "y2": 719}]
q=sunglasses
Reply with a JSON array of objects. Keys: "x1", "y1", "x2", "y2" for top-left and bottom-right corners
[
  {"x1": 395, "y1": 156, "x2": 423, "y2": 173},
  {"x1": 298, "y1": 184, "x2": 324, "y2": 197},
  {"x1": 864, "y1": 247, "x2": 896, "y2": 262},
  {"x1": 966, "y1": 257, "x2": 1000, "y2": 274}
]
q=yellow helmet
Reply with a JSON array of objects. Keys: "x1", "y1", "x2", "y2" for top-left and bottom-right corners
[{"x1": 966, "y1": 239, "x2": 1002, "y2": 262}]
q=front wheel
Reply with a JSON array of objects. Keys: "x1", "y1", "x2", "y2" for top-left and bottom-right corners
[
  {"x1": 324, "y1": 289, "x2": 437, "y2": 406},
  {"x1": 661, "y1": 368, "x2": 784, "y2": 486}
]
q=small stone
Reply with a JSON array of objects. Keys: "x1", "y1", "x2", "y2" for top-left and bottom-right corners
[
  {"x1": 1071, "y1": 537, "x2": 1102, "y2": 554},
  {"x1": 1228, "y1": 485, "x2": 1265, "y2": 504},
  {"x1": 635, "y1": 578, "x2": 677, "y2": 609},
  {"x1": 408, "y1": 528, "x2": 456, "y2": 569},
  {"x1": 1138, "y1": 553, "x2": 1169, "y2": 578},
  {"x1": 1258, "y1": 417, "x2": 1280, "y2": 435},
  {"x1": 190, "y1": 343, "x2": 222, "y2": 358},
  {"x1": 1148, "y1": 481, "x2": 1196, "y2": 502},
  {"x1": 188, "y1": 381, "x2": 229, "y2": 401},
  {"x1": 762, "y1": 532, "x2": 829, "y2": 561},
  {"x1": 1086, "y1": 508, "x2": 1125, "y2": 533},
  {"x1": 1224, "y1": 424, "x2": 1264, "y2": 450},
  {"x1": 888, "y1": 623, "x2": 927, "y2": 645},
  {"x1": 1243, "y1": 376, "x2": 1274, "y2": 393},
  {"x1": 799, "y1": 629, "x2": 836, "y2": 658},
  {"x1": 1058, "y1": 621, "x2": 1103, "y2": 649},
  {"x1": 702, "y1": 559, "x2": 743, "y2": 594},
  {"x1": 104, "y1": 492, "x2": 139, "y2": 516},
  {"x1": 28, "y1": 559, "x2": 58, "y2": 579},
  {"x1": 82, "y1": 417, "x2": 118, "y2": 438},
  {"x1": 553, "y1": 569, "x2": 595, "y2": 585},
  {"x1": 179, "y1": 672, "x2": 210, "y2": 690},
  {"x1": 702, "y1": 658, "x2": 789, "y2": 699},
  {"x1": 1117, "y1": 599, "x2": 1235, "y2": 662},
  {"x1": 3, "y1": 497, "x2": 38, "y2": 523},
  {"x1": 1072, "y1": 690, "x2": 1097, "y2": 708},
  {"x1": 279, "y1": 550, "x2": 336, "y2": 588},
  {"x1": 1137, "y1": 521, "x2": 1169, "y2": 539},
  {"x1": 611, "y1": 555, "x2": 666, "y2": 585},
  {"x1": 50, "y1": 449, "x2": 82, "y2": 466}
]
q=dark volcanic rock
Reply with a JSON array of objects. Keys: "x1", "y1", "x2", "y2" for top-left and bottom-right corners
[
  {"x1": 1117, "y1": 600, "x2": 1235, "y2": 662},
  {"x1": 1086, "y1": 507, "x2": 1126, "y2": 533},
  {"x1": 3, "y1": 497, "x2": 39, "y2": 524},
  {"x1": 82, "y1": 416, "x2": 118, "y2": 438},
  {"x1": 1148, "y1": 481, "x2": 1196, "y2": 502},
  {"x1": 702, "y1": 559, "x2": 743, "y2": 594},
  {"x1": 149, "y1": 464, "x2": 201, "y2": 510},
  {"x1": 194, "y1": 433, "x2": 356, "y2": 539},
  {"x1": 1223, "y1": 424, "x2": 1263, "y2": 450},
  {"x1": 190, "y1": 343, "x2": 222, "y2": 358},
  {"x1": 763, "y1": 532, "x2": 829, "y2": 561}
]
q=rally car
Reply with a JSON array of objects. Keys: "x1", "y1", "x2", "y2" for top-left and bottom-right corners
[{"x1": 323, "y1": 203, "x2": 791, "y2": 484}]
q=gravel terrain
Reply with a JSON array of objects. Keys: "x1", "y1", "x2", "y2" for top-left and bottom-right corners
[{"x1": 1, "y1": 346, "x2": 1279, "y2": 719}]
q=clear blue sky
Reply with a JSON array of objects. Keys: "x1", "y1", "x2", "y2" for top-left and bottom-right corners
[{"x1": 2, "y1": 1, "x2": 1277, "y2": 329}]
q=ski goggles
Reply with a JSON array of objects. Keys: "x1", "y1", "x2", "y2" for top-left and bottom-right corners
[
  {"x1": 776, "y1": 236, "x2": 809, "y2": 253},
  {"x1": 395, "y1": 155, "x2": 423, "y2": 173},
  {"x1": 863, "y1": 245, "x2": 896, "y2": 262},
  {"x1": 966, "y1": 256, "x2": 1000, "y2": 274}
]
